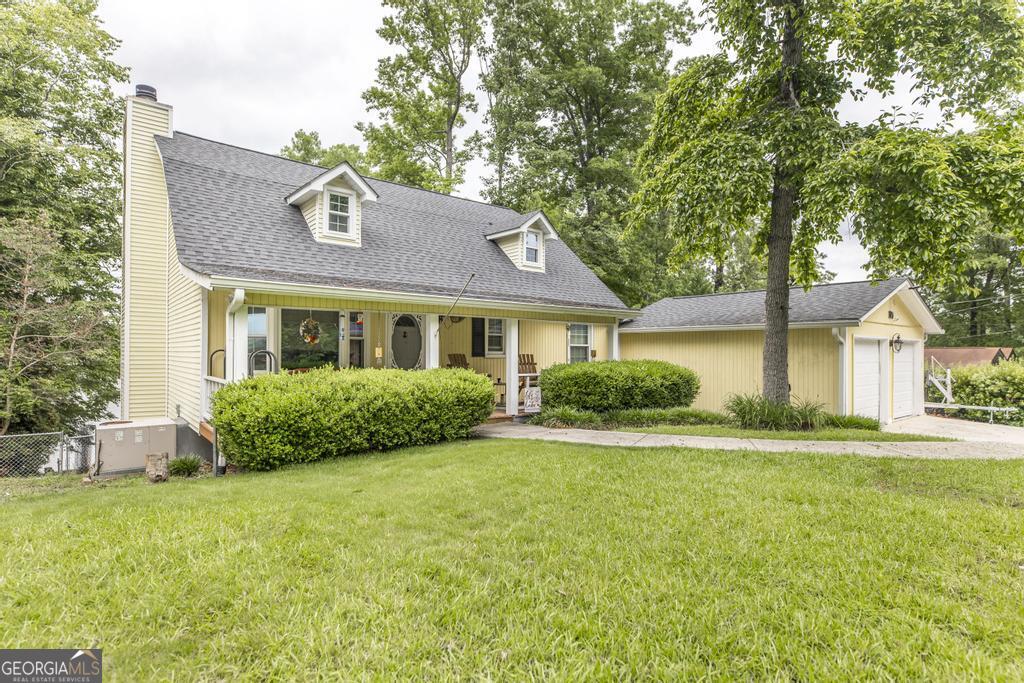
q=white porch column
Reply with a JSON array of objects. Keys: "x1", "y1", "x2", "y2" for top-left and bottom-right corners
[
  {"x1": 505, "y1": 318, "x2": 519, "y2": 416},
  {"x1": 225, "y1": 288, "x2": 247, "y2": 381},
  {"x1": 609, "y1": 322, "x2": 620, "y2": 360},
  {"x1": 425, "y1": 314, "x2": 440, "y2": 369}
]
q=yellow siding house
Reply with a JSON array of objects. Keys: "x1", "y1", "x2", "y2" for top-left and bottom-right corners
[{"x1": 121, "y1": 85, "x2": 630, "y2": 453}]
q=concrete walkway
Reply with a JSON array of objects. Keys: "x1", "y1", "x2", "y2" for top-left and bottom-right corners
[
  {"x1": 475, "y1": 423, "x2": 1024, "y2": 460},
  {"x1": 883, "y1": 414, "x2": 1024, "y2": 444}
]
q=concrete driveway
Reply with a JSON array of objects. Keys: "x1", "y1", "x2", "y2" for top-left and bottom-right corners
[
  {"x1": 883, "y1": 414, "x2": 1024, "y2": 444},
  {"x1": 477, "y1": 422, "x2": 1024, "y2": 459}
]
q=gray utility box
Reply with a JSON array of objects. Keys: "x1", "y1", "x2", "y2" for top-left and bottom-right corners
[{"x1": 95, "y1": 417, "x2": 177, "y2": 474}]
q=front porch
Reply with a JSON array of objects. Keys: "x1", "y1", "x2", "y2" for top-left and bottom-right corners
[{"x1": 200, "y1": 288, "x2": 621, "y2": 421}]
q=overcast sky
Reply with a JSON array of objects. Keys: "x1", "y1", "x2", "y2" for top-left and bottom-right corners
[{"x1": 98, "y1": 0, "x2": 952, "y2": 282}]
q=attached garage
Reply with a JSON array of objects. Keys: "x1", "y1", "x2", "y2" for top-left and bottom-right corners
[{"x1": 619, "y1": 278, "x2": 942, "y2": 424}]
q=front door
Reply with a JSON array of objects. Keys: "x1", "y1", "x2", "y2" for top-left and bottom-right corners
[{"x1": 389, "y1": 313, "x2": 424, "y2": 369}]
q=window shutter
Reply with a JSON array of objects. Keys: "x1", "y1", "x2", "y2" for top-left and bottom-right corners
[{"x1": 471, "y1": 318, "x2": 485, "y2": 357}]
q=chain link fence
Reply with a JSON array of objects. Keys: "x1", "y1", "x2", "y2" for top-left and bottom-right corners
[{"x1": 0, "y1": 431, "x2": 95, "y2": 478}]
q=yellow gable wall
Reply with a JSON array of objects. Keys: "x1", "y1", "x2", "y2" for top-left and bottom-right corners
[
  {"x1": 619, "y1": 327, "x2": 840, "y2": 412},
  {"x1": 845, "y1": 293, "x2": 927, "y2": 418}
]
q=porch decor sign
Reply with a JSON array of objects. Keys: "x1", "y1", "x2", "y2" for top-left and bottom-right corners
[{"x1": 299, "y1": 317, "x2": 321, "y2": 345}]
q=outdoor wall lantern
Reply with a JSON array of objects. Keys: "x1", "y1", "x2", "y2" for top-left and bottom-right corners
[{"x1": 890, "y1": 334, "x2": 904, "y2": 353}]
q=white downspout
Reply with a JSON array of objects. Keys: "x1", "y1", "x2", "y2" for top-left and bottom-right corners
[
  {"x1": 225, "y1": 288, "x2": 246, "y2": 381},
  {"x1": 833, "y1": 327, "x2": 847, "y2": 415}
]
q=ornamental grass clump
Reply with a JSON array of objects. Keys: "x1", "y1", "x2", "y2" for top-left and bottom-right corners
[
  {"x1": 212, "y1": 367, "x2": 494, "y2": 470},
  {"x1": 725, "y1": 393, "x2": 834, "y2": 431},
  {"x1": 539, "y1": 360, "x2": 700, "y2": 412}
]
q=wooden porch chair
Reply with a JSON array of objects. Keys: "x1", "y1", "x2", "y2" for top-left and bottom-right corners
[
  {"x1": 518, "y1": 353, "x2": 538, "y2": 390},
  {"x1": 447, "y1": 353, "x2": 471, "y2": 369}
]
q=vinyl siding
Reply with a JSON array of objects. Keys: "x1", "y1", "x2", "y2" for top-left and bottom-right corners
[
  {"x1": 496, "y1": 234, "x2": 521, "y2": 267},
  {"x1": 620, "y1": 327, "x2": 840, "y2": 412},
  {"x1": 166, "y1": 225, "x2": 203, "y2": 428},
  {"x1": 123, "y1": 97, "x2": 172, "y2": 419},
  {"x1": 207, "y1": 290, "x2": 228, "y2": 378},
  {"x1": 299, "y1": 195, "x2": 320, "y2": 238}
]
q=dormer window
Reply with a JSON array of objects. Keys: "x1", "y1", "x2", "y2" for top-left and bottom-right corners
[
  {"x1": 327, "y1": 192, "x2": 351, "y2": 234},
  {"x1": 525, "y1": 231, "x2": 540, "y2": 264},
  {"x1": 286, "y1": 161, "x2": 378, "y2": 247},
  {"x1": 485, "y1": 210, "x2": 557, "y2": 272}
]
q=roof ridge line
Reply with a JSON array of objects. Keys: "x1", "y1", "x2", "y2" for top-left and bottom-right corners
[
  {"x1": 666, "y1": 277, "x2": 906, "y2": 301},
  {"x1": 161, "y1": 151, "x2": 521, "y2": 231},
  {"x1": 170, "y1": 130, "x2": 524, "y2": 215}
]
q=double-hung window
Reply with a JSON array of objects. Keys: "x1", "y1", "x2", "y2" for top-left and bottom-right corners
[
  {"x1": 524, "y1": 230, "x2": 540, "y2": 264},
  {"x1": 327, "y1": 192, "x2": 351, "y2": 234},
  {"x1": 568, "y1": 323, "x2": 591, "y2": 363},
  {"x1": 486, "y1": 318, "x2": 505, "y2": 356}
]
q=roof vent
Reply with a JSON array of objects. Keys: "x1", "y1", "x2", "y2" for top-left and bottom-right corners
[{"x1": 135, "y1": 84, "x2": 157, "y2": 101}]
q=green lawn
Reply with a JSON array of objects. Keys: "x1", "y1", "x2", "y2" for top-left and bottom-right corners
[
  {"x1": 2, "y1": 439, "x2": 1023, "y2": 680},
  {"x1": 626, "y1": 424, "x2": 951, "y2": 441}
]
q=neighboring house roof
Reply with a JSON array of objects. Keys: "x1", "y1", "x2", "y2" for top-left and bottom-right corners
[
  {"x1": 925, "y1": 347, "x2": 1015, "y2": 367},
  {"x1": 621, "y1": 278, "x2": 944, "y2": 333},
  {"x1": 154, "y1": 132, "x2": 628, "y2": 313}
]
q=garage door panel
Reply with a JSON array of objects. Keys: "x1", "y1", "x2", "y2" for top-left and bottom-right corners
[
  {"x1": 893, "y1": 342, "x2": 916, "y2": 419},
  {"x1": 853, "y1": 340, "x2": 880, "y2": 420}
]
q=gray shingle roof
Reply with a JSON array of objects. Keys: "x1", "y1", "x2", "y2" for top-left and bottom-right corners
[
  {"x1": 156, "y1": 133, "x2": 628, "y2": 312},
  {"x1": 621, "y1": 278, "x2": 908, "y2": 330}
]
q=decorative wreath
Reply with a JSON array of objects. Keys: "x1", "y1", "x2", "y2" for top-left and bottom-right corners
[{"x1": 300, "y1": 317, "x2": 321, "y2": 345}]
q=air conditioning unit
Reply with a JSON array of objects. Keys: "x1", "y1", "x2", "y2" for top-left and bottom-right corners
[{"x1": 94, "y1": 417, "x2": 177, "y2": 474}]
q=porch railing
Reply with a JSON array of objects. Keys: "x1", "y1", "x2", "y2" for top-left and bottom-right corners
[{"x1": 202, "y1": 375, "x2": 228, "y2": 420}]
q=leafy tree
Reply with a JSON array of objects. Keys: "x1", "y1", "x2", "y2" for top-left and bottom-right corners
[
  {"x1": 0, "y1": 214, "x2": 118, "y2": 435},
  {"x1": 279, "y1": 129, "x2": 368, "y2": 173},
  {"x1": 358, "y1": 0, "x2": 485, "y2": 193},
  {"x1": 926, "y1": 230, "x2": 1024, "y2": 348},
  {"x1": 0, "y1": 0, "x2": 125, "y2": 432},
  {"x1": 480, "y1": 0, "x2": 693, "y2": 303},
  {"x1": 631, "y1": 1, "x2": 1024, "y2": 402}
]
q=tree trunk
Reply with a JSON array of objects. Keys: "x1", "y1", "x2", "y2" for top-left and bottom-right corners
[
  {"x1": 713, "y1": 259, "x2": 725, "y2": 292},
  {"x1": 762, "y1": 0, "x2": 803, "y2": 404},
  {"x1": 763, "y1": 172, "x2": 796, "y2": 403}
]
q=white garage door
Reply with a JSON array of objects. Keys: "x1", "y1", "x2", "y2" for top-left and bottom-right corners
[
  {"x1": 853, "y1": 339, "x2": 881, "y2": 420},
  {"x1": 892, "y1": 342, "x2": 916, "y2": 419}
]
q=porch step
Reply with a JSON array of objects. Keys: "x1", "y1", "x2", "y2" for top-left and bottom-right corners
[
  {"x1": 486, "y1": 411, "x2": 516, "y2": 424},
  {"x1": 199, "y1": 420, "x2": 216, "y2": 444}
]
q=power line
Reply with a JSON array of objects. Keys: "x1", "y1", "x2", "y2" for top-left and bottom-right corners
[
  {"x1": 938, "y1": 293, "x2": 1014, "y2": 307},
  {"x1": 936, "y1": 328, "x2": 1018, "y2": 341}
]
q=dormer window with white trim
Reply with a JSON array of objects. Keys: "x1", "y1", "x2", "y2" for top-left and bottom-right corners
[
  {"x1": 525, "y1": 230, "x2": 540, "y2": 264},
  {"x1": 327, "y1": 192, "x2": 351, "y2": 234},
  {"x1": 486, "y1": 210, "x2": 557, "y2": 272},
  {"x1": 287, "y1": 161, "x2": 377, "y2": 247}
]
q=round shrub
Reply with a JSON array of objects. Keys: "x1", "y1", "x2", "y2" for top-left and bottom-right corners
[
  {"x1": 538, "y1": 360, "x2": 700, "y2": 412},
  {"x1": 212, "y1": 367, "x2": 494, "y2": 470}
]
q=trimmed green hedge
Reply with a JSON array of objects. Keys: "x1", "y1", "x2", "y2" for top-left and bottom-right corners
[
  {"x1": 212, "y1": 367, "x2": 494, "y2": 470},
  {"x1": 928, "y1": 362, "x2": 1024, "y2": 425},
  {"x1": 533, "y1": 406, "x2": 729, "y2": 429},
  {"x1": 538, "y1": 360, "x2": 700, "y2": 412}
]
